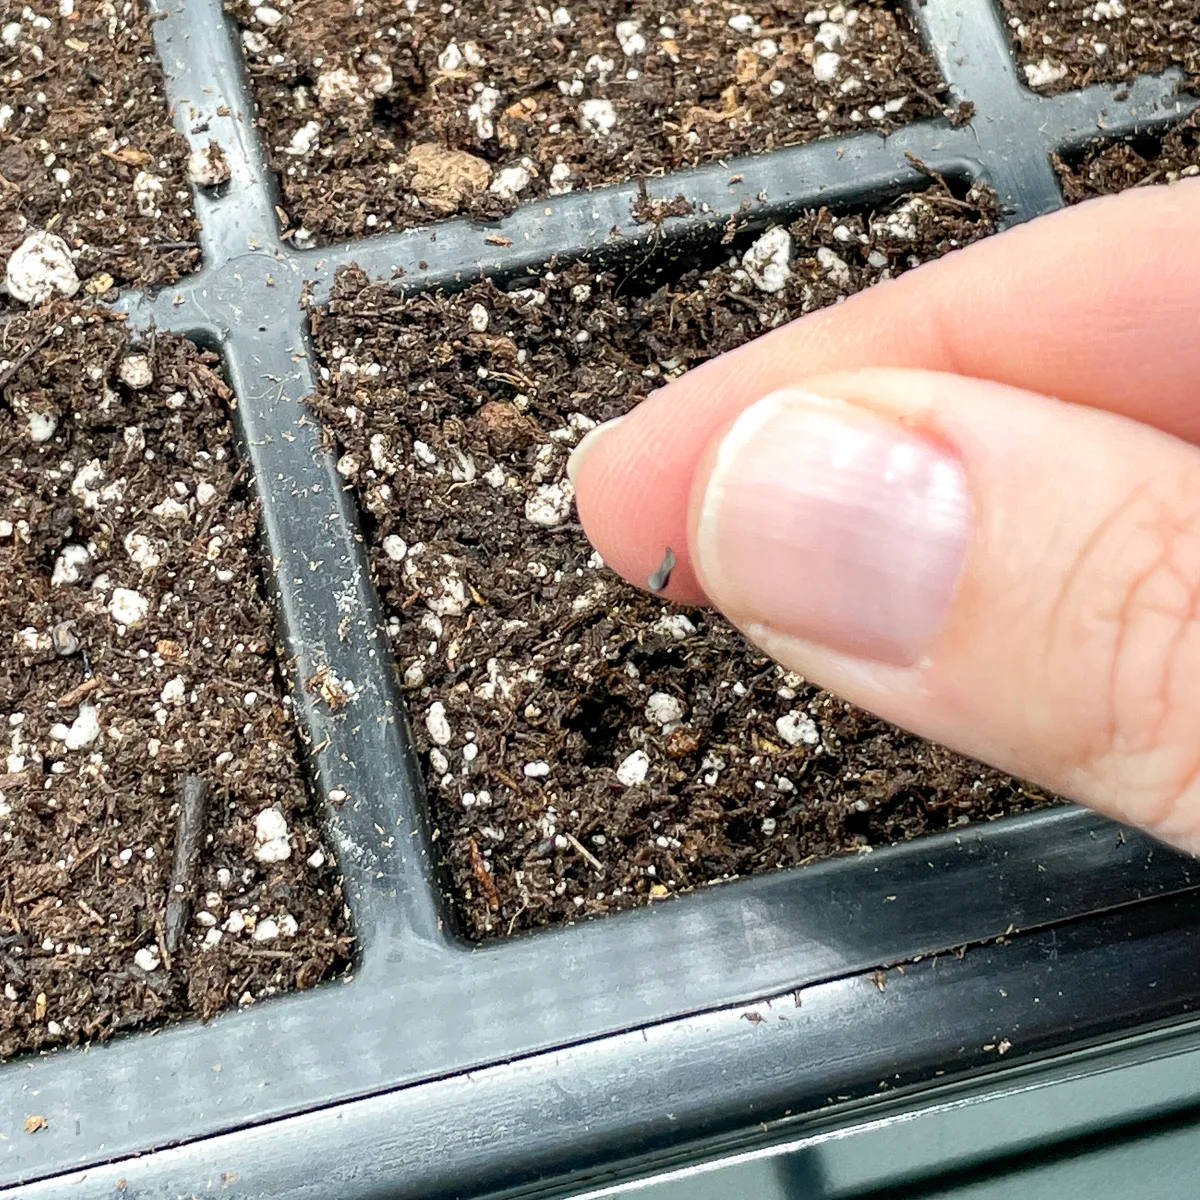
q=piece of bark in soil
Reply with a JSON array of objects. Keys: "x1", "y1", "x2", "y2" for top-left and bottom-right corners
[
  {"x1": 310, "y1": 181, "x2": 1058, "y2": 941},
  {"x1": 0, "y1": 303, "x2": 350, "y2": 1061},
  {"x1": 1055, "y1": 113, "x2": 1200, "y2": 199},
  {"x1": 233, "y1": 0, "x2": 949, "y2": 243},
  {"x1": 1000, "y1": 0, "x2": 1200, "y2": 96},
  {"x1": 0, "y1": 0, "x2": 201, "y2": 305},
  {"x1": 164, "y1": 777, "x2": 209, "y2": 955}
]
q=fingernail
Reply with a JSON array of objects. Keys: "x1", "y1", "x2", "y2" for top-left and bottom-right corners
[
  {"x1": 694, "y1": 390, "x2": 970, "y2": 666},
  {"x1": 567, "y1": 414, "x2": 625, "y2": 487}
]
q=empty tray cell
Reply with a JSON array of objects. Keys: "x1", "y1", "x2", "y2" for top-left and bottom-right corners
[
  {"x1": 1056, "y1": 112, "x2": 1200, "y2": 197},
  {"x1": 309, "y1": 182, "x2": 1055, "y2": 940},
  {"x1": 0, "y1": 304, "x2": 351, "y2": 1060},
  {"x1": 1000, "y1": 0, "x2": 1200, "y2": 95},
  {"x1": 235, "y1": 0, "x2": 951, "y2": 244},
  {"x1": 0, "y1": 0, "x2": 202, "y2": 307}
]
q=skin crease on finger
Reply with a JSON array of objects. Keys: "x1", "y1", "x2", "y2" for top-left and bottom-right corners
[{"x1": 570, "y1": 182, "x2": 1200, "y2": 607}]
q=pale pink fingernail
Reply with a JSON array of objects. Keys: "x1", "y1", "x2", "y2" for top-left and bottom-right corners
[{"x1": 694, "y1": 390, "x2": 970, "y2": 666}]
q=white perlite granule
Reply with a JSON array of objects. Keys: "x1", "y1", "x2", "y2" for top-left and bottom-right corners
[
  {"x1": 490, "y1": 164, "x2": 531, "y2": 200},
  {"x1": 117, "y1": 355, "x2": 153, "y2": 389},
  {"x1": 285, "y1": 119, "x2": 322, "y2": 156},
  {"x1": 109, "y1": 587, "x2": 150, "y2": 628},
  {"x1": 525, "y1": 479, "x2": 575, "y2": 526},
  {"x1": 742, "y1": 227, "x2": 793, "y2": 293},
  {"x1": 616, "y1": 750, "x2": 650, "y2": 787},
  {"x1": 425, "y1": 701, "x2": 453, "y2": 746},
  {"x1": 652, "y1": 614, "x2": 697, "y2": 641},
  {"x1": 615, "y1": 19, "x2": 645, "y2": 55},
  {"x1": 579, "y1": 98, "x2": 618, "y2": 136},
  {"x1": 51, "y1": 705, "x2": 102, "y2": 750},
  {"x1": 253, "y1": 807, "x2": 292, "y2": 863},
  {"x1": 51, "y1": 544, "x2": 90, "y2": 587},
  {"x1": 186, "y1": 142, "x2": 232, "y2": 187},
  {"x1": 645, "y1": 692, "x2": 685, "y2": 726},
  {"x1": 813, "y1": 51, "x2": 842, "y2": 82},
  {"x1": 28, "y1": 412, "x2": 57, "y2": 443},
  {"x1": 1023, "y1": 58, "x2": 1068, "y2": 89},
  {"x1": 134, "y1": 947, "x2": 160, "y2": 972},
  {"x1": 4, "y1": 231, "x2": 80, "y2": 305},
  {"x1": 775, "y1": 711, "x2": 821, "y2": 747}
]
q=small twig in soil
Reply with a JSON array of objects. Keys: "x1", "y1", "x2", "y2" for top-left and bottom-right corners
[
  {"x1": 194, "y1": 460, "x2": 247, "y2": 542},
  {"x1": 2, "y1": 884, "x2": 21, "y2": 934},
  {"x1": 0, "y1": 328, "x2": 55, "y2": 389},
  {"x1": 153, "y1": 899, "x2": 172, "y2": 972},
  {"x1": 0, "y1": 936, "x2": 28, "y2": 983},
  {"x1": 66, "y1": 844, "x2": 99, "y2": 875},
  {"x1": 648, "y1": 547, "x2": 677, "y2": 593},
  {"x1": 55, "y1": 676, "x2": 104, "y2": 708},
  {"x1": 164, "y1": 776, "x2": 209, "y2": 954},
  {"x1": 902, "y1": 153, "x2": 978, "y2": 210},
  {"x1": 564, "y1": 832, "x2": 604, "y2": 875},
  {"x1": 505, "y1": 904, "x2": 528, "y2": 937},
  {"x1": 468, "y1": 837, "x2": 501, "y2": 911}
]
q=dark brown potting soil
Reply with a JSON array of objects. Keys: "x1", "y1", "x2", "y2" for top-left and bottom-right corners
[
  {"x1": 1056, "y1": 112, "x2": 1200, "y2": 199},
  {"x1": 0, "y1": 305, "x2": 351, "y2": 1060},
  {"x1": 0, "y1": 0, "x2": 200, "y2": 305},
  {"x1": 310, "y1": 182, "x2": 1056, "y2": 940},
  {"x1": 1000, "y1": 0, "x2": 1200, "y2": 96},
  {"x1": 234, "y1": 0, "x2": 950, "y2": 244}
]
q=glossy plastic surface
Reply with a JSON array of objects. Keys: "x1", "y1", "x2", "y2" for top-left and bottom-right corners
[{"x1": 565, "y1": 1005, "x2": 1200, "y2": 1200}]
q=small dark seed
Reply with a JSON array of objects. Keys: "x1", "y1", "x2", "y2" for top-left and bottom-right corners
[{"x1": 648, "y1": 547, "x2": 677, "y2": 593}]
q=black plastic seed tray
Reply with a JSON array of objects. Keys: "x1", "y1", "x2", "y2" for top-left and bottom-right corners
[{"x1": 3, "y1": 0, "x2": 1199, "y2": 1196}]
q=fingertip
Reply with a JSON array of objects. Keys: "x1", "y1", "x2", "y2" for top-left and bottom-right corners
[
  {"x1": 572, "y1": 182, "x2": 1200, "y2": 614},
  {"x1": 566, "y1": 415, "x2": 625, "y2": 488},
  {"x1": 571, "y1": 400, "x2": 711, "y2": 606}
]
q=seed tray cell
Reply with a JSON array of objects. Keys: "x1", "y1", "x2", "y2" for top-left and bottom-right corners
[{"x1": 2, "y1": 0, "x2": 1198, "y2": 1195}]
